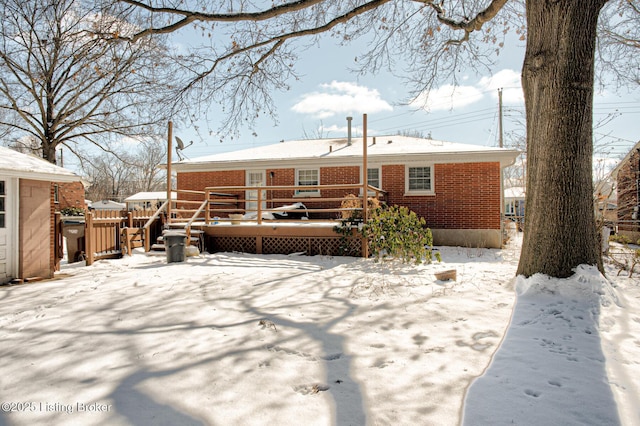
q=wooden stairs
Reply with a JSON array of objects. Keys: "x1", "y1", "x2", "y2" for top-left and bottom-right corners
[{"x1": 151, "y1": 223, "x2": 205, "y2": 252}]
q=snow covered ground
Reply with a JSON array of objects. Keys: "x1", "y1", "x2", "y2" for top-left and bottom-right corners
[{"x1": 0, "y1": 234, "x2": 638, "y2": 425}]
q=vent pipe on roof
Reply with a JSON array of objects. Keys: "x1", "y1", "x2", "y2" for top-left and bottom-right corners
[
  {"x1": 373, "y1": 137, "x2": 376, "y2": 145},
  {"x1": 347, "y1": 116, "x2": 353, "y2": 145}
]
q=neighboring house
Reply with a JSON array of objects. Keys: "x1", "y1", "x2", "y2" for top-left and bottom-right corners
[
  {"x1": 0, "y1": 146, "x2": 82, "y2": 284},
  {"x1": 504, "y1": 186, "x2": 526, "y2": 230},
  {"x1": 55, "y1": 181, "x2": 88, "y2": 212},
  {"x1": 610, "y1": 141, "x2": 640, "y2": 240},
  {"x1": 88, "y1": 199, "x2": 126, "y2": 210},
  {"x1": 594, "y1": 168, "x2": 618, "y2": 226},
  {"x1": 124, "y1": 191, "x2": 176, "y2": 211},
  {"x1": 173, "y1": 135, "x2": 519, "y2": 248}
]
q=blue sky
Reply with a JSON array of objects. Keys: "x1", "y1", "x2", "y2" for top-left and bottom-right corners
[{"x1": 172, "y1": 31, "x2": 640, "y2": 164}]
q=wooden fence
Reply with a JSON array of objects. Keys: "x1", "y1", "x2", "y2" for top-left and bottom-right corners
[{"x1": 84, "y1": 209, "x2": 161, "y2": 265}]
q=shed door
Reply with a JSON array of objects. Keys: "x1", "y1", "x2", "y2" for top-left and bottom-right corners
[{"x1": 0, "y1": 177, "x2": 15, "y2": 284}]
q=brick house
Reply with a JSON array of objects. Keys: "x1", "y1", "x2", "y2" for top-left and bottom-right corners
[
  {"x1": 173, "y1": 135, "x2": 519, "y2": 248},
  {"x1": 612, "y1": 141, "x2": 640, "y2": 241},
  {"x1": 0, "y1": 146, "x2": 82, "y2": 284},
  {"x1": 55, "y1": 181, "x2": 87, "y2": 212}
]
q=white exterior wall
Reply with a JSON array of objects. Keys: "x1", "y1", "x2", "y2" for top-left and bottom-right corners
[{"x1": 0, "y1": 176, "x2": 18, "y2": 284}]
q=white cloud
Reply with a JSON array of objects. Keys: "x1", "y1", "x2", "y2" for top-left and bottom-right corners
[
  {"x1": 317, "y1": 123, "x2": 369, "y2": 137},
  {"x1": 479, "y1": 69, "x2": 524, "y2": 104},
  {"x1": 412, "y1": 69, "x2": 524, "y2": 112},
  {"x1": 292, "y1": 81, "x2": 393, "y2": 119},
  {"x1": 411, "y1": 84, "x2": 484, "y2": 112},
  {"x1": 321, "y1": 124, "x2": 349, "y2": 134}
]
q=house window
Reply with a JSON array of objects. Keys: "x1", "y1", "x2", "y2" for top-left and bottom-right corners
[
  {"x1": 0, "y1": 180, "x2": 4, "y2": 228},
  {"x1": 53, "y1": 184, "x2": 59, "y2": 204},
  {"x1": 296, "y1": 169, "x2": 319, "y2": 195},
  {"x1": 406, "y1": 166, "x2": 434, "y2": 194},
  {"x1": 361, "y1": 167, "x2": 381, "y2": 196},
  {"x1": 505, "y1": 201, "x2": 515, "y2": 215},
  {"x1": 367, "y1": 168, "x2": 380, "y2": 189}
]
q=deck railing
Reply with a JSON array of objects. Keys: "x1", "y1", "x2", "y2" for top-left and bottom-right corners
[
  {"x1": 160, "y1": 184, "x2": 385, "y2": 227},
  {"x1": 201, "y1": 183, "x2": 386, "y2": 225},
  {"x1": 82, "y1": 185, "x2": 386, "y2": 255}
]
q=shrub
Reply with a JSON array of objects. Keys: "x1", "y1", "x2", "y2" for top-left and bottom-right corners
[
  {"x1": 607, "y1": 235, "x2": 640, "y2": 277},
  {"x1": 339, "y1": 194, "x2": 380, "y2": 219},
  {"x1": 362, "y1": 205, "x2": 437, "y2": 264},
  {"x1": 60, "y1": 207, "x2": 85, "y2": 216},
  {"x1": 609, "y1": 234, "x2": 631, "y2": 245}
]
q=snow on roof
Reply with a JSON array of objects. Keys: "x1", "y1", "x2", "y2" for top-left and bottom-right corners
[
  {"x1": 124, "y1": 191, "x2": 177, "y2": 202},
  {"x1": 89, "y1": 200, "x2": 126, "y2": 210},
  {"x1": 0, "y1": 146, "x2": 80, "y2": 182},
  {"x1": 504, "y1": 186, "x2": 526, "y2": 199},
  {"x1": 173, "y1": 135, "x2": 519, "y2": 171}
]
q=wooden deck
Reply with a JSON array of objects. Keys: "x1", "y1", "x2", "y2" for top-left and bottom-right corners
[
  {"x1": 164, "y1": 183, "x2": 383, "y2": 257},
  {"x1": 192, "y1": 220, "x2": 364, "y2": 257},
  {"x1": 69, "y1": 183, "x2": 379, "y2": 261}
]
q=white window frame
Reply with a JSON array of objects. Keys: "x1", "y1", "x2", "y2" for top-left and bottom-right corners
[
  {"x1": 367, "y1": 167, "x2": 381, "y2": 190},
  {"x1": 295, "y1": 168, "x2": 320, "y2": 196},
  {"x1": 245, "y1": 170, "x2": 266, "y2": 212},
  {"x1": 505, "y1": 200, "x2": 515, "y2": 215},
  {"x1": 361, "y1": 167, "x2": 381, "y2": 195},
  {"x1": 405, "y1": 165, "x2": 434, "y2": 195}
]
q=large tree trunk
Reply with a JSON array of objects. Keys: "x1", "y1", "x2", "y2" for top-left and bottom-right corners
[
  {"x1": 42, "y1": 141, "x2": 57, "y2": 165},
  {"x1": 517, "y1": 0, "x2": 608, "y2": 278}
]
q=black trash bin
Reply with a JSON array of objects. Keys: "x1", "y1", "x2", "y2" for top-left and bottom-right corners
[{"x1": 164, "y1": 231, "x2": 187, "y2": 263}]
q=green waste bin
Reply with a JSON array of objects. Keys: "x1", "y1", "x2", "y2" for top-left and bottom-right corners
[{"x1": 164, "y1": 231, "x2": 186, "y2": 263}]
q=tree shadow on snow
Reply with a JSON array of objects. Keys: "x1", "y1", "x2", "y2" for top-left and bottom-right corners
[{"x1": 463, "y1": 268, "x2": 621, "y2": 425}]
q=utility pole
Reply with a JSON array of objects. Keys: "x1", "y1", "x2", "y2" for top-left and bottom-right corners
[
  {"x1": 362, "y1": 113, "x2": 369, "y2": 258},
  {"x1": 498, "y1": 88, "x2": 504, "y2": 148},
  {"x1": 166, "y1": 121, "x2": 173, "y2": 223}
]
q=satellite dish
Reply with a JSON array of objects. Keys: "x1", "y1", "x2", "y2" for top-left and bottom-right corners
[{"x1": 174, "y1": 136, "x2": 193, "y2": 161}]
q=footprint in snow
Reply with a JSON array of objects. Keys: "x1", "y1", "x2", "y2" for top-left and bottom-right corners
[
  {"x1": 293, "y1": 383, "x2": 330, "y2": 395},
  {"x1": 524, "y1": 389, "x2": 541, "y2": 398}
]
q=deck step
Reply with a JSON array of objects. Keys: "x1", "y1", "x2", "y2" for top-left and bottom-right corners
[
  {"x1": 157, "y1": 235, "x2": 200, "y2": 243},
  {"x1": 161, "y1": 228, "x2": 204, "y2": 235}
]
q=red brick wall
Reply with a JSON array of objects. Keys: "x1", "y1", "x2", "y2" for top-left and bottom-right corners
[
  {"x1": 55, "y1": 181, "x2": 86, "y2": 211},
  {"x1": 320, "y1": 166, "x2": 361, "y2": 204},
  {"x1": 50, "y1": 184, "x2": 59, "y2": 273},
  {"x1": 177, "y1": 161, "x2": 502, "y2": 229},
  {"x1": 383, "y1": 163, "x2": 501, "y2": 229},
  {"x1": 267, "y1": 168, "x2": 295, "y2": 202},
  {"x1": 177, "y1": 170, "x2": 245, "y2": 202},
  {"x1": 617, "y1": 148, "x2": 640, "y2": 231}
]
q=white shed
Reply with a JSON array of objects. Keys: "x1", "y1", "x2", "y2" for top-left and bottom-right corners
[
  {"x1": 0, "y1": 146, "x2": 81, "y2": 283},
  {"x1": 124, "y1": 191, "x2": 176, "y2": 211}
]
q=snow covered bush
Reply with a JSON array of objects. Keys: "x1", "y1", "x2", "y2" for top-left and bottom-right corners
[{"x1": 362, "y1": 205, "x2": 438, "y2": 264}]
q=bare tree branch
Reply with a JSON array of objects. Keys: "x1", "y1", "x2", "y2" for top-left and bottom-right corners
[
  {"x1": 0, "y1": 0, "x2": 178, "y2": 164},
  {"x1": 424, "y1": 0, "x2": 510, "y2": 45},
  {"x1": 121, "y1": 0, "x2": 329, "y2": 41}
]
